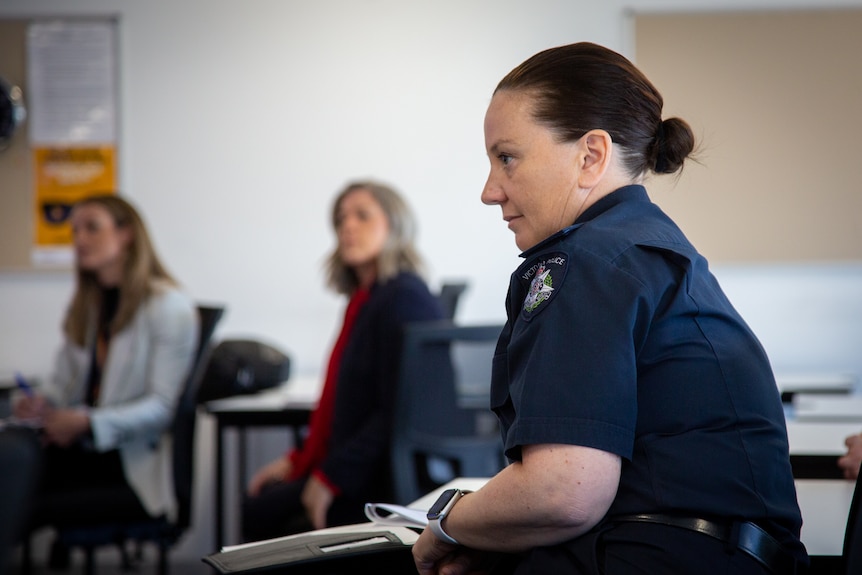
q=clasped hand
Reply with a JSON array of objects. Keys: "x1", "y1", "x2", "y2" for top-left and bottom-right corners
[
  {"x1": 246, "y1": 457, "x2": 336, "y2": 530},
  {"x1": 838, "y1": 433, "x2": 862, "y2": 480},
  {"x1": 413, "y1": 530, "x2": 499, "y2": 575},
  {"x1": 14, "y1": 394, "x2": 91, "y2": 447}
]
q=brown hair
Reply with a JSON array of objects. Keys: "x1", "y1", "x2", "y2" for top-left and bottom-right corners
[
  {"x1": 64, "y1": 194, "x2": 177, "y2": 346},
  {"x1": 324, "y1": 180, "x2": 425, "y2": 295},
  {"x1": 495, "y1": 42, "x2": 696, "y2": 177}
]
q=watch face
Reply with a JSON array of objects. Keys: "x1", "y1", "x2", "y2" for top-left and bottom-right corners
[{"x1": 427, "y1": 488, "x2": 458, "y2": 520}]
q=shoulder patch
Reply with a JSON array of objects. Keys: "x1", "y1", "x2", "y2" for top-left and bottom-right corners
[{"x1": 519, "y1": 252, "x2": 568, "y2": 321}]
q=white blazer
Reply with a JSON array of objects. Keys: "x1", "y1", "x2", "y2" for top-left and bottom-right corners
[{"x1": 43, "y1": 282, "x2": 199, "y2": 520}]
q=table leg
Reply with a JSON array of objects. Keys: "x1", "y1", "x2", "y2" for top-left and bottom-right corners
[
  {"x1": 238, "y1": 426, "x2": 248, "y2": 543},
  {"x1": 239, "y1": 427, "x2": 247, "y2": 490},
  {"x1": 215, "y1": 418, "x2": 225, "y2": 551}
]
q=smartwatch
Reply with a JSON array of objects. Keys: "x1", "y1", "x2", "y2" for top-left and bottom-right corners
[{"x1": 426, "y1": 488, "x2": 470, "y2": 545}]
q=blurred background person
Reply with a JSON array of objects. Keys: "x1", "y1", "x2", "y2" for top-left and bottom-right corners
[
  {"x1": 9, "y1": 193, "x2": 198, "y2": 567},
  {"x1": 242, "y1": 180, "x2": 444, "y2": 541}
]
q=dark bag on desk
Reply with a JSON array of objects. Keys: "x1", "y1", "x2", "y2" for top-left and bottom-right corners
[{"x1": 197, "y1": 339, "x2": 291, "y2": 403}]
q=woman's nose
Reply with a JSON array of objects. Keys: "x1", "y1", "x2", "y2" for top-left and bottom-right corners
[
  {"x1": 481, "y1": 177, "x2": 503, "y2": 206},
  {"x1": 338, "y1": 214, "x2": 357, "y2": 232}
]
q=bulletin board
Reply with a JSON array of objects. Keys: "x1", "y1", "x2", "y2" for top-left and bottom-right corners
[
  {"x1": 635, "y1": 9, "x2": 862, "y2": 262},
  {"x1": 0, "y1": 17, "x2": 118, "y2": 271}
]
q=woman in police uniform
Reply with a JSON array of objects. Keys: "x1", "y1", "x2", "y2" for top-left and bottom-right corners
[{"x1": 412, "y1": 42, "x2": 808, "y2": 574}]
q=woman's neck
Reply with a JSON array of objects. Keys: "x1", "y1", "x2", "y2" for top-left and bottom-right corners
[
  {"x1": 353, "y1": 262, "x2": 378, "y2": 290},
  {"x1": 96, "y1": 264, "x2": 124, "y2": 287}
]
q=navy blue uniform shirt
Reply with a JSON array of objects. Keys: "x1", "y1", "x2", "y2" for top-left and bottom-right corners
[{"x1": 490, "y1": 185, "x2": 805, "y2": 558}]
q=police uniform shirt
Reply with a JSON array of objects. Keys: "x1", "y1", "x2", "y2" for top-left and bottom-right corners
[{"x1": 490, "y1": 185, "x2": 805, "y2": 557}]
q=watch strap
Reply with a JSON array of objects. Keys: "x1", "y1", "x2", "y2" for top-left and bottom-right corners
[{"x1": 429, "y1": 515, "x2": 460, "y2": 545}]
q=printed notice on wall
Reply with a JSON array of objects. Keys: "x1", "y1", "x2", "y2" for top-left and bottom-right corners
[{"x1": 26, "y1": 20, "x2": 118, "y2": 266}]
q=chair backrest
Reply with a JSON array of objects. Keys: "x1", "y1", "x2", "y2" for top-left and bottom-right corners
[
  {"x1": 391, "y1": 319, "x2": 506, "y2": 504},
  {"x1": 436, "y1": 282, "x2": 468, "y2": 320},
  {"x1": 843, "y1": 464, "x2": 862, "y2": 574},
  {"x1": 172, "y1": 304, "x2": 225, "y2": 530}
]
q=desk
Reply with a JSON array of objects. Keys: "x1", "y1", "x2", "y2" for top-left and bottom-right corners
[
  {"x1": 776, "y1": 372, "x2": 857, "y2": 403},
  {"x1": 787, "y1": 419, "x2": 861, "y2": 478},
  {"x1": 783, "y1": 412, "x2": 860, "y2": 569},
  {"x1": 205, "y1": 374, "x2": 320, "y2": 551},
  {"x1": 796, "y1": 479, "x2": 855, "y2": 557},
  {"x1": 778, "y1": 372, "x2": 860, "y2": 475}
]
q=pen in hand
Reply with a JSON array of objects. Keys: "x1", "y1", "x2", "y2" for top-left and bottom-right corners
[
  {"x1": 13, "y1": 372, "x2": 46, "y2": 421},
  {"x1": 14, "y1": 371, "x2": 35, "y2": 398}
]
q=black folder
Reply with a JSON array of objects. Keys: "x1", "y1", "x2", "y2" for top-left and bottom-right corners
[{"x1": 202, "y1": 525, "x2": 419, "y2": 574}]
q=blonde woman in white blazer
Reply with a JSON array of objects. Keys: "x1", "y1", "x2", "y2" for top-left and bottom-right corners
[{"x1": 13, "y1": 194, "x2": 198, "y2": 555}]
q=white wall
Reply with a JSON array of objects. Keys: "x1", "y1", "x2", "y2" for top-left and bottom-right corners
[{"x1": 2, "y1": 0, "x2": 862, "y2": 563}]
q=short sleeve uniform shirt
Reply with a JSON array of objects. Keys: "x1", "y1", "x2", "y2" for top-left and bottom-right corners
[{"x1": 490, "y1": 185, "x2": 804, "y2": 553}]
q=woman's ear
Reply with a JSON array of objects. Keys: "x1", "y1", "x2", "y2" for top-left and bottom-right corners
[{"x1": 577, "y1": 129, "x2": 613, "y2": 189}]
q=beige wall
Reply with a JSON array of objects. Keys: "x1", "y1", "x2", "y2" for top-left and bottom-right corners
[{"x1": 635, "y1": 9, "x2": 862, "y2": 263}]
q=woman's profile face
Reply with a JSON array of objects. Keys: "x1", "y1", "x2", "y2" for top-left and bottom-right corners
[
  {"x1": 482, "y1": 90, "x2": 585, "y2": 251},
  {"x1": 71, "y1": 203, "x2": 131, "y2": 283},
  {"x1": 335, "y1": 188, "x2": 390, "y2": 275}
]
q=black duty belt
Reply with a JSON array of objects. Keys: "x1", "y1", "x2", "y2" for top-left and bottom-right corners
[{"x1": 611, "y1": 514, "x2": 798, "y2": 574}]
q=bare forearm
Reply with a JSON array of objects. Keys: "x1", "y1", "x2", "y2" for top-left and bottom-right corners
[{"x1": 440, "y1": 444, "x2": 620, "y2": 552}]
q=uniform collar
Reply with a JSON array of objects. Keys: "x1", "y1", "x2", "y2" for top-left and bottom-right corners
[{"x1": 518, "y1": 184, "x2": 649, "y2": 259}]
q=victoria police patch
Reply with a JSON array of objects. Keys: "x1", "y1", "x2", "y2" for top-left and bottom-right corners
[{"x1": 519, "y1": 252, "x2": 567, "y2": 320}]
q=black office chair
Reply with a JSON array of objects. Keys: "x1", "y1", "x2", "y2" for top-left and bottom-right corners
[
  {"x1": 842, "y1": 463, "x2": 862, "y2": 574},
  {"x1": 39, "y1": 304, "x2": 225, "y2": 575},
  {"x1": 391, "y1": 320, "x2": 508, "y2": 505},
  {"x1": 436, "y1": 282, "x2": 468, "y2": 321}
]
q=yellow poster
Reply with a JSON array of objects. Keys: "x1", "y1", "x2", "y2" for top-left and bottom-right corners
[{"x1": 33, "y1": 146, "x2": 117, "y2": 246}]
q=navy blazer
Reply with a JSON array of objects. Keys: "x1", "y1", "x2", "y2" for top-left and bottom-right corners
[{"x1": 320, "y1": 271, "x2": 444, "y2": 501}]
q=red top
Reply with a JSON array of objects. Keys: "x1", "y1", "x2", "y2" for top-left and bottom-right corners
[{"x1": 285, "y1": 287, "x2": 371, "y2": 494}]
